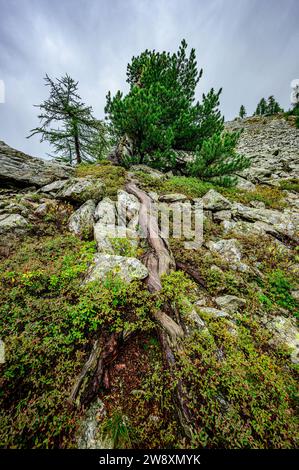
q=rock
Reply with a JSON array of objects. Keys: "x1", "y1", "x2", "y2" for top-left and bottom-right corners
[
  {"x1": 206, "y1": 239, "x2": 242, "y2": 264},
  {"x1": 249, "y1": 200, "x2": 266, "y2": 209},
  {"x1": 94, "y1": 197, "x2": 117, "y2": 224},
  {"x1": 215, "y1": 295, "x2": 246, "y2": 312},
  {"x1": 187, "y1": 309, "x2": 207, "y2": 330},
  {"x1": 0, "y1": 202, "x2": 29, "y2": 217},
  {"x1": 34, "y1": 202, "x2": 53, "y2": 217},
  {"x1": 117, "y1": 190, "x2": 140, "y2": 221},
  {"x1": 68, "y1": 200, "x2": 96, "y2": 239},
  {"x1": 235, "y1": 176, "x2": 256, "y2": 190},
  {"x1": 57, "y1": 177, "x2": 105, "y2": 204},
  {"x1": 206, "y1": 238, "x2": 249, "y2": 272},
  {"x1": 264, "y1": 316, "x2": 299, "y2": 364},
  {"x1": 130, "y1": 165, "x2": 166, "y2": 180},
  {"x1": 94, "y1": 222, "x2": 138, "y2": 254},
  {"x1": 93, "y1": 224, "x2": 116, "y2": 254},
  {"x1": 0, "y1": 140, "x2": 72, "y2": 187},
  {"x1": 198, "y1": 307, "x2": 231, "y2": 318},
  {"x1": 77, "y1": 398, "x2": 112, "y2": 449},
  {"x1": 159, "y1": 193, "x2": 188, "y2": 203},
  {"x1": 213, "y1": 210, "x2": 231, "y2": 222},
  {"x1": 201, "y1": 190, "x2": 231, "y2": 211},
  {"x1": 222, "y1": 219, "x2": 268, "y2": 236},
  {"x1": 291, "y1": 290, "x2": 299, "y2": 302},
  {"x1": 0, "y1": 213, "x2": 29, "y2": 235},
  {"x1": 40, "y1": 179, "x2": 68, "y2": 194},
  {"x1": 225, "y1": 115, "x2": 299, "y2": 184},
  {"x1": 231, "y1": 202, "x2": 299, "y2": 241},
  {"x1": 85, "y1": 254, "x2": 148, "y2": 283}
]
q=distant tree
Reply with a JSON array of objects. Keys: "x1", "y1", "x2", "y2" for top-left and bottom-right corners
[
  {"x1": 267, "y1": 95, "x2": 283, "y2": 115},
  {"x1": 188, "y1": 130, "x2": 250, "y2": 186},
  {"x1": 239, "y1": 105, "x2": 246, "y2": 119},
  {"x1": 28, "y1": 74, "x2": 108, "y2": 165},
  {"x1": 255, "y1": 97, "x2": 267, "y2": 116},
  {"x1": 255, "y1": 96, "x2": 283, "y2": 116}
]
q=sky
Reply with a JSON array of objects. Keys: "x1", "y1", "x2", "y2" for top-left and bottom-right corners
[{"x1": 0, "y1": 0, "x2": 298, "y2": 159}]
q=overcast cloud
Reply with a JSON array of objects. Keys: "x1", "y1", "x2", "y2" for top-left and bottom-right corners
[{"x1": 0, "y1": 0, "x2": 298, "y2": 159}]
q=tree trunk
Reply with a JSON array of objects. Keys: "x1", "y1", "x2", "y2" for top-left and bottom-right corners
[{"x1": 74, "y1": 132, "x2": 82, "y2": 165}]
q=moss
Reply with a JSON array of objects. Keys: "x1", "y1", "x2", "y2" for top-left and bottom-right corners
[
  {"x1": 279, "y1": 178, "x2": 299, "y2": 193},
  {"x1": 135, "y1": 172, "x2": 287, "y2": 210},
  {"x1": 175, "y1": 317, "x2": 298, "y2": 448},
  {"x1": 75, "y1": 163, "x2": 126, "y2": 198},
  {"x1": 0, "y1": 234, "x2": 155, "y2": 448},
  {"x1": 221, "y1": 184, "x2": 287, "y2": 210}
]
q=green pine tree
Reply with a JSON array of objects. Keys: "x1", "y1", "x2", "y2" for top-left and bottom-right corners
[
  {"x1": 188, "y1": 130, "x2": 250, "y2": 186},
  {"x1": 28, "y1": 74, "x2": 108, "y2": 165},
  {"x1": 255, "y1": 97, "x2": 267, "y2": 115},
  {"x1": 105, "y1": 40, "x2": 224, "y2": 169},
  {"x1": 239, "y1": 105, "x2": 246, "y2": 119},
  {"x1": 267, "y1": 95, "x2": 283, "y2": 114}
]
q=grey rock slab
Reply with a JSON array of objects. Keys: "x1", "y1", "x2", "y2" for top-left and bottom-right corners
[
  {"x1": 201, "y1": 189, "x2": 231, "y2": 211},
  {"x1": 0, "y1": 140, "x2": 72, "y2": 187},
  {"x1": 85, "y1": 254, "x2": 148, "y2": 283}
]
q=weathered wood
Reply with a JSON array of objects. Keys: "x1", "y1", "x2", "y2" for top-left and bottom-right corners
[
  {"x1": 126, "y1": 180, "x2": 194, "y2": 438},
  {"x1": 176, "y1": 260, "x2": 206, "y2": 288},
  {"x1": 69, "y1": 332, "x2": 124, "y2": 407}
]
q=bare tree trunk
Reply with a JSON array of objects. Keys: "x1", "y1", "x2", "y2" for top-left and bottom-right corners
[{"x1": 74, "y1": 132, "x2": 82, "y2": 165}]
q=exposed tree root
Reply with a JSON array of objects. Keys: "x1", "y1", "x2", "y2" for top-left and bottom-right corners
[
  {"x1": 69, "y1": 179, "x2": 195, "y2": 439},
  {"x1": 69, "y1": 332, "x2": 126, "y2": 407},
  {"x1": 126, "y1": 179, "x2": 194, "y2": 439},
  {"x1": 176, "y1": 260, "x2": 207, "y2": 288}
]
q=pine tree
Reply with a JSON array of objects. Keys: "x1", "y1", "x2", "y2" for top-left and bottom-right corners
[
  {"x1": 267, "y1": 95, "x2": 283, "y2": 115},
  {"x1": 105, "y1": 40, "x2": 224, "y2": 169},
  {"x1": 188, "y1": 130, "x2": 250, "y2": 186},
  {"x1": 255, "y1": 96, "x2": 283, "y2": 116},
  {"x1": 255, "y1": 98, "x2": 267, "y2": 115},
  {"x1": 239, "y1": 105, "x2": 246, "y2": 119},
  {"x1": 28, "y1": 74, "x2": 107, "y2": 165}
]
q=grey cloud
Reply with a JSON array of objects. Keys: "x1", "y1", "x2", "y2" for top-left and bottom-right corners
[{"x1": 0, "y1": 0, "x2": 298, "y2": 159}]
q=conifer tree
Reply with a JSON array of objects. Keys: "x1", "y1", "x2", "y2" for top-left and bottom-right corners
[
  {"x1": 255, "y1": 97, "x2": 267, "y2": 116},
  {"x1": 105, "y1": 40, "x2": 224, "y2": 169},
  {"x1": 188, "y1": 130, "x2": 250, "y2": 186},
  {"x1": 239, "y1": 105, "x2": 246, "y2": 119},
  {"x1": 29, "y1": 74, "x2": 107, "y2": 165},
  {"x1": 267, "y1": 95, "x2": 283, "y2": 114},
  {"x1": 255, "y1": 96, "x2": 283, "y2": 116}
]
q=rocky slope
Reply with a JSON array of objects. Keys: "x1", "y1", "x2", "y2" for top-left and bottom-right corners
[
  {"x1": 225, "y1": 114, "x2": 299, "y2": 183},
  {"x1": 0, "y1": 116, "x2": 298, "y2": 449}
]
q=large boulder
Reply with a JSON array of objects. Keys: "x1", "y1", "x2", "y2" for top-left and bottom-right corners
[
  {"x1": 85, "y1": 254, "x2": 148, "y2": 283},
  {"x1": 56, "y1": 177, "x2": 105, "y2": 204},
  {"x1": 0, "y1": 140, "x2": 72, "y2": 187},
  {"x1": 68, "y1": 200, "x2": 96, "y2": 239},
  {"x1": 159, "y1": 193, "x2": 188, "y2": 203},
  {"x1": 263, "y1": 315, "x2": 299, "y2": 364},
  {"x1": 0, "y1": 213, "x2": 29, "y2": 235}
]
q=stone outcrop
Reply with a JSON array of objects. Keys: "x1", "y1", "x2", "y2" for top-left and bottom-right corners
[
  {"x1": 0, "y1": 140, "x2": 72, "y2": 187},
  {"x1": 225, "y1": 115, "x2": 299, "y2": 183}
]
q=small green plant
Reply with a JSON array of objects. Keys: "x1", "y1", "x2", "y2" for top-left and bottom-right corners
[{"x1": 101, "y1": 411, "x2": 134, "y2": 448}]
